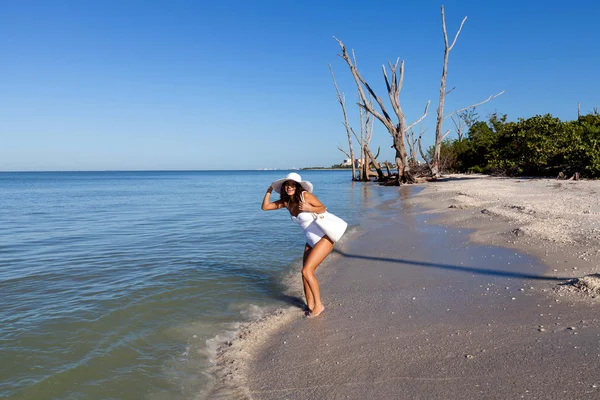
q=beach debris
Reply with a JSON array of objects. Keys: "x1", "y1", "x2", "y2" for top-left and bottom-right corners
[
  {"x1": 512, "y1": 228, "x2": 525, "y2": 237},
  {"x1": 465, "y1": 354, "x2": 474, "y2": 359},
  {"x1": 566, "y1": 274, "x2": 600, "y2": 296}
]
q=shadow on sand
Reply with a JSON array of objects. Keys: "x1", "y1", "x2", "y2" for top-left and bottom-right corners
[{"x1": 333, "y1": 249, "x2": 571, "y2": 282}]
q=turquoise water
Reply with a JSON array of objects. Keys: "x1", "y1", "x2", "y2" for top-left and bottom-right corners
[{"x1": 0, "y1": 170, "x2": 399, "y2": 399}]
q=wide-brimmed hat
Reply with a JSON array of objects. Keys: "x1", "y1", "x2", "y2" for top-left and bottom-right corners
[{"x1": 271, "y1": 172, "x2": 313, "y2": 194}]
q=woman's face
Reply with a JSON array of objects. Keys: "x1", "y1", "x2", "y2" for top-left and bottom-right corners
[{"x1": 283, "y1": 181, "x2": 297, "y2": 197}]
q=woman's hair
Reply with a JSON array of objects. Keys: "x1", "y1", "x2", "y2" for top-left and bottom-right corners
[{"x1": 279, "y1": 180, "x2": 304, "y2": 204}]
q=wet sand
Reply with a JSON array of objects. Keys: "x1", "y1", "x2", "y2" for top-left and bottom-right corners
[{"x1": 209, "y1": 175, "x2": 600, "y2": 399}]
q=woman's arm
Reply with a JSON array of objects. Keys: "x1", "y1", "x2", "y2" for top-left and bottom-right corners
[
  {"x1": 299, "y1": 192, "x2": 326, "y2": 214},
  {"x1": 261, "y1": 186, "x2": 285, "y2": 211}
]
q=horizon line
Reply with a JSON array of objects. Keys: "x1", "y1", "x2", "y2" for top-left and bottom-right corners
[{"x1": 0, "y1": 168, "x2": 354, "y2": 173}]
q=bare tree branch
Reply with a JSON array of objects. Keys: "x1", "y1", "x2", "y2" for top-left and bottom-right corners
[
  {"x1": 441, "y1": 129, "x2": 452, "y2": 141},
  {"x1": 417, "y1": 134, "x2": 432, "y2": 172},
  {"x1": 350, "y1": 127, "x2": 361, "y2": 143},
  {"x1": 405, "y1": 101, "x2": 432, "y2": 133},
  {"x1": 442, "y1": 5, "x2": 467, "y2": 51},
  {"x1": 451, "y1": 115, "x2": 464, "y2": 141},
  {"x1": 329, "y1": 63, "x2": 357, "y2": 180},
  {"x1": 334, "y1": 36, "x2": 395, "y2": 131},
  {"x1": 444, "y1": 91, "x2": 505, "y2": 121},
  {"x1": 337, "y1": 146, "x2": 351, "y2": 158},
  {"x1": 373, "y1": 145, "x2": 381, "y2": 159},
  {"x1": 385, "y1": 59, "x2": 404, "y2": 124}
]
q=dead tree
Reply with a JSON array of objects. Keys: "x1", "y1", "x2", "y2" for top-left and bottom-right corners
[
  {"x1": 407, "y1": 125, "x2": 428, "y2": 167},
  {"x1": 450, "y1": 108, "x2": 478, "y2": 142},
  {"x1": 356, "y1": 100, "x2": 385, "y2": 181},
  {"x1": 331, "y1": 61, "x2": 386, "y2": 182},
  {"x1": 432, "y1": 6, "x2": 467, "y2": 178},
  {"x1": 406, "y1": 128, "x2": 418, "y2": 166},
  {"x1": 335, "y1": 38, "x2": 430, "y2": 185},
  {"x1": 329, "y1": 64, "x2": 357, "y2": 180},
  {"x1": 431, "y1": 6, "x2": 504, "y2": 178}
]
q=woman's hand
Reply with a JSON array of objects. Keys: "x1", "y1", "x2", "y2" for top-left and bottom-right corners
[
  {"x1": 301, "y1": 192, "x2": 326, "y2": 214},
  {"x1": 262, "y1": 186, "x2": 283, "y2": 211},
  {"x1": 298, "y1": 201, "x2": 310, "y2": 212},
  {"x1": 299, "y1": 201, "x2": 317, "y2": 213}
]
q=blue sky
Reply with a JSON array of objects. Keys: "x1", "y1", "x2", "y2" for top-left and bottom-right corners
[{"x1": 1, "y1": 0, "x2": 598, "y2": 171}]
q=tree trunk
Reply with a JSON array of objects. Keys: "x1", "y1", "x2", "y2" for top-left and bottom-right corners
[
  {"x1": 393, "y1": 132, "x2": 415, "y2": 184},
  {"x1": 431, "y1": 149, "x2": 441, "y2": 178},
  {"x1": 364, "y1": 146, "x2": 385, "y2": 181},
  {"x1": 362, "y1": 149, "x2": 367, "y2": 181},
  {"x1": 433, "y1": 6, "x2": 467, "y2": 179},
  {"x1": 432, "y1": 23, "x2": 451, "y2": 178}
]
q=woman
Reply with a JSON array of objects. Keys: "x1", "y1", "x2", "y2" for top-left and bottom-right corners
[{"x1": 261, "y1": 172, "x2": 333, "y2": 317}]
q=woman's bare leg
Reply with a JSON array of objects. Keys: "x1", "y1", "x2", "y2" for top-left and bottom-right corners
[
  {"x1": 302, "y1": 244, "x2": 315, "y2": 312},
  {"x1": 302, "y1": 236, "x2": 334, "y2": 317}
]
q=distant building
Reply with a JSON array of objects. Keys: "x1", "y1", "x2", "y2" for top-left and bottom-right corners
[{"x1": 341, "y1": 159, "x2": 352, "y2": 167}]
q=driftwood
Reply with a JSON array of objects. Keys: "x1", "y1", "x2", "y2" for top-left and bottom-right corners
[{"x1": 557, "y1": 171, "x2": 580, "y2": 181}]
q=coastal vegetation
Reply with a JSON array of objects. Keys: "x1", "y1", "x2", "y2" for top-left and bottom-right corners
[{"x1": 432, "y1": 110, "x2": 600, "y2": 178}]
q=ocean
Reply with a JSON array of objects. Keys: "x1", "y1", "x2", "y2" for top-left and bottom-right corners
[{"x1": 0, "y1": 170, "x2": 401, "y2": 400}]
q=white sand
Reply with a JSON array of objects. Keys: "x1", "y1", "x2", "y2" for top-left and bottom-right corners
[
  {"x1": 207, "y1": 176, "x2": 600, "y2": 400},
  {"x1": 417, "y1": 174, "x2": 600, "y2": 246},
  {"x1": 412, "y1": 175, "x2": 600, "y2": 297}
]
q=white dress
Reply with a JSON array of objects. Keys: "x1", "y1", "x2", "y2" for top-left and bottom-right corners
[{"x1": 290, "y1": 191, "x2": 325, "y2": 247}]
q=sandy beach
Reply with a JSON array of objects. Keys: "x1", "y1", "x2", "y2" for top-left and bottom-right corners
[{"x1": 209, "y1": 175, "x2": 600, "y2": 399}]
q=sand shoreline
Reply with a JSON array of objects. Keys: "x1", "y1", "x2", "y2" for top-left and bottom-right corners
[
  {"x1": 208, "y1": 175, "x2": 600, "y2": 399},
  {"x1": 411, "y1": 174, "x2": 600, "y2": 292}
]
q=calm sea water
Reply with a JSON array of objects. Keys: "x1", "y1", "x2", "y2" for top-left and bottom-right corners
[{"x1": 0, "y1": 170, "x2": 400, "y2": 400}]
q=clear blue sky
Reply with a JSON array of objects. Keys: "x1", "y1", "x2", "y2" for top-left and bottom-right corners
[{"x1": 1, "y1": 0, "x2": 598, "y2": 171}]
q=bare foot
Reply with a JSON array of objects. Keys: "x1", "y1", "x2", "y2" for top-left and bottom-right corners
[{"x1": 308, "y1": 304, "x2": 325, "y2": 318}]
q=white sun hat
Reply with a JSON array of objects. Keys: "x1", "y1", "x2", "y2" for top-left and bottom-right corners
[{"x1": 271, "y1": 172, "x2": 314, "y2": 194}]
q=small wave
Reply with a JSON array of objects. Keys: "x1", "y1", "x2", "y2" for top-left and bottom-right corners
[{"x1": 203, "y1": 306, "x2": 301, "y2": 400}]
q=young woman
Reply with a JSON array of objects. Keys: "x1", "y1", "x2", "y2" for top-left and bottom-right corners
[{"x1": 261, "y1": 173, "x2": 333, "y2": 317}]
